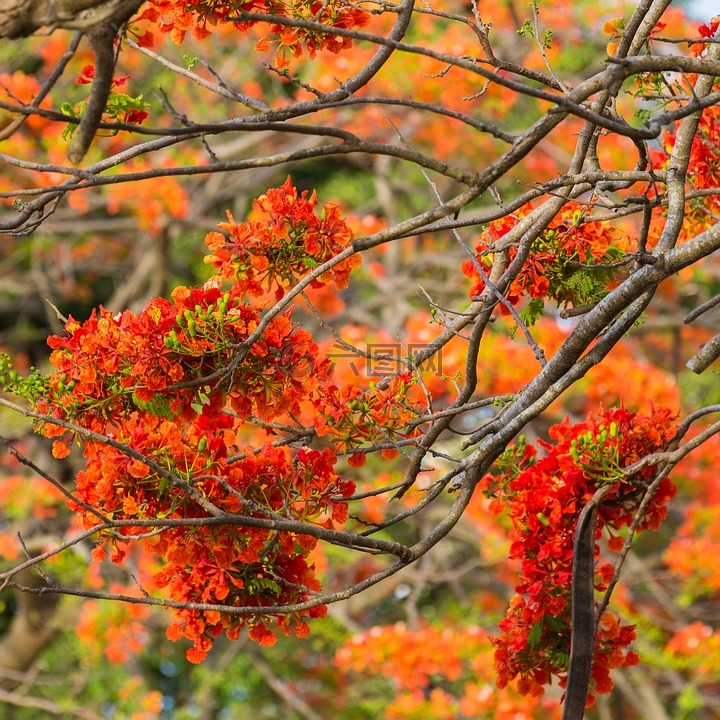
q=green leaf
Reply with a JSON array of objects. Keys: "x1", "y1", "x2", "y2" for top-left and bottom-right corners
[
  {"x1": 246, "y1": 577, "x2": 282, "y2": 595},
  {"x1": 517, "y1": 19, "x2": 534, "y2": 38},
  {"x1": 132, "y1": 391, "x2": 174, "y2": 420},
  {"x1": 60, "y1": 100, "x2": 85, "y2": 140},
  {"x1": 527, "y1": 619, "x2": 544, "y2": 648},
  {"x1": 520, "y1": 298, "x2": 545, "y2": 328}
]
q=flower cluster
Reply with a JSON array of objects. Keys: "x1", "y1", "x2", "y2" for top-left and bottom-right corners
[
  {"x1": 38, "y1": 292, "x2": 347, "y2": 660},
  {"x1": 481, "y1": 406, "x2": 677, "y2": 704},
  {"x1": 336, "y1": 623, "x2": 562, "y2": 719},
  {"x1": 461, "y1": 202, "x2": 629, "y2": 324},
  {"x1": 651, "y1": 105, "x2": 720, "y2": 244},
  {"x1": 205, "y1": 177, "x2": 361, "y2": 300},
  {"x1": 666, "y1": 622, "x2": 720, "y2": 676},
  {"x1": 139, "y1": 0, "x2": 369, "y2": 66},
  {"x1": 38, "y1": 283, "x2": 325, "y2": 433},
  {"x1": 337, "y1": 623, "x2": 474, "y2": 691},
  {"x1": 7, "y1": 179, "x2": 370, "y2": 661},
  {"x1": 315, "y1": 370, "x2": 422, "y2": 467},
  {"x1": 75, "y1": 586, "x2": 152, "y2": 663}
]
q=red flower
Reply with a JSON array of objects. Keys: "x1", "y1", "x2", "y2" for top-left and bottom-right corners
[{"x1": 483, "y1": 406, "x2": 677, "y2": 699}]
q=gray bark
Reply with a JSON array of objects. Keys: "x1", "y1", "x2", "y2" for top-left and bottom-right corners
[{"x1": 0, "y1": 0, "x2": 142, "y2": 38}]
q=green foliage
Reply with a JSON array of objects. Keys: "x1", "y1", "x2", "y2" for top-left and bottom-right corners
[
  {"x1": 132, "y1": 391, "x2": 175, "y2": 420},
  {"x1": 0, "y1": 353, "x2": 46, "y2": 401},
  {"x1": 61, "y1": 93, "x2": 150, "y2": 140},
  {"x1": 517, "y1": 19, "x2": 534, "y2": 39},
  {"x1": 520, "y1": 298, "x2": 545, "y2": 328},
  {"x1": 678, "y1": 368, "x2": 720, "y2": 409},
  {"x1": 675, "y1": 684, "x2": 705, "y2": 719}
]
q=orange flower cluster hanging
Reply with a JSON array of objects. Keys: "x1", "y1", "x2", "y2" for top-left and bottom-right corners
[
  {"x1": 481, "y1": 406, "x2": 677, "y2": 704},
  {"x1": 26, "y1": 179, "x2": 372, "y2": 661}
]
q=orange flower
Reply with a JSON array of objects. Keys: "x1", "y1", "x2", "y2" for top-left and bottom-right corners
[{"x1": 51, "y1": 439, "x2": 70, "y2": 459}]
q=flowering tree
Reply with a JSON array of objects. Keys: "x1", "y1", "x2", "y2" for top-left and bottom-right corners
[{"x1": 1, "y1": 0, "x2": 720, "y2": 717}]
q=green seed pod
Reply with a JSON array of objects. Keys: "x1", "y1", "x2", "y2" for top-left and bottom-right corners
[
  {"x1": 198, "y1": 437, "x2": 207, "y2": 452},
  {"x1": 176, "y1": 312, "x2": 185, "y2": 327},
  {"x1": 187, "y1": 319, "x2": 197, "y2": 337},
  {"x1": 609, "y1": 421, "x2": 618, "y2": 438},
  {"x1": 536, "y1": 512, "x2": 550, "y2": 526},
  {"x1": 169, "y1": 330, "x2": 179, "y2": 345},
  {"x1": 598, "y1": 430, "x2": 608, "y2": 443}
]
